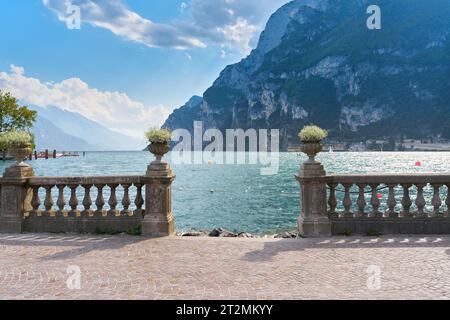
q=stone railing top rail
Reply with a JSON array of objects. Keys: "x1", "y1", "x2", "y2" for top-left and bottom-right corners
[
  {"x1": 27, "y1": 175, "x2": 143, "y2": 186},
  {"x1": 297, "y1": 173, "x2": 450, "y2": 185}
]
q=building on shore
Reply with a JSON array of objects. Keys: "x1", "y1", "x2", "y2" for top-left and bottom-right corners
[
  {"x1": 288, "y1": 142, "x2": 347, "y2": 152},
  {"x1": 347, "y1": 142, "x2": 366, "y2": 152}
]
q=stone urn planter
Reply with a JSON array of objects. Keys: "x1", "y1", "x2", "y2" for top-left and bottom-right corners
[
  {"x1": 298, "y1": 125, "x2": 328, "y2": 177},
  {"x1": 147, "y1": 142, "x2": 172, "y2": 177},
  {"x1": 0, "y1": 131, "x2": 35, "y2": 177},
  {"x1": 148, "y1": 142, "x2": 170, "y2": 161},
  {"x1": 300, "y1": 141, "x2": 323, "y2": 164},
  {"x1": 299, "y1": 140, "x2": 326, "y2": 177},
  {"x1": 145, "y1": 128, "x2": 172, "y2": 177},
  {"x1": 8, "y1": 144, "x2": 32, "y2": 166}
]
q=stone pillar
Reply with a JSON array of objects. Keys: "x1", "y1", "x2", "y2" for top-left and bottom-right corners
[
  {"x1": 0, "y1": 163, "x2": 35, "y2": 233},
  {"x1": 142, "y1": 155, "x2": 175, "y2": 237},
  {"x1": 296, "y1": 142, "x2": 330, "y2": 237}
]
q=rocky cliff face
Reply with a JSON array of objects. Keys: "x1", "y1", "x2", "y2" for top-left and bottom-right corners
[{"x1": 164, "y1": 0, "x2": 450, "y2": 149}]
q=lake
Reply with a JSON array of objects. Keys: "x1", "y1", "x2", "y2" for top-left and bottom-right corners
[{"x1": 1, "y1": 151, "x2": 450, "y2": 234}]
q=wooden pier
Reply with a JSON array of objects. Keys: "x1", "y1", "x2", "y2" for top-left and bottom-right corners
[
  {"x1": 1, "y1": 149, "x2": 82, "y2": 161},
  {"x1": 28, "y1": 149, "x2": 81, "y2": 160}
]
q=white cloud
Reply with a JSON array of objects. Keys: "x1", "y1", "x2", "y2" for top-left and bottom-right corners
[
  {"x1": 10, "y1": 65, "x2": 25, "y2": 75},
  {"x1": 43, "y1": 0, "x2": 290, "y2": 54},
  {"x1": 43, "y1": 0, "x2": 206, "y2": 49},
  {"x1": 0, "y1": 65, "x2": 170, "y2": 138},
  {"x1": 181, "y1": 0, "x2": 289, "y2": 53}
]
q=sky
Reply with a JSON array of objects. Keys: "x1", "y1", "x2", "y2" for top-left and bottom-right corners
[{"x1": 0, "y1": 0, "x2": 289, "y2": 137}]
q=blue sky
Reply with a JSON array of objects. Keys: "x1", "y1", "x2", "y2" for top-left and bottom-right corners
[{"x1": 0, "y1": 0, "x2": 289, "y2": 137}]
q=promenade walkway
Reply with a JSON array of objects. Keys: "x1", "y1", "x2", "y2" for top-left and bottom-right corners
[{"x1": 1, "y1": 234, "x2": 450, "y2": 299}]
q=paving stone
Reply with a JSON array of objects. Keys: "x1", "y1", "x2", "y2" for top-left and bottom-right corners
[{"x1": 1, "y1": 234, "x2": 450, "y2": 299}]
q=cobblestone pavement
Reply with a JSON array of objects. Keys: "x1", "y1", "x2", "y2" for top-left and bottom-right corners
[{"x1": 1, "y1": 233, "x2": 450, "y2": 299}]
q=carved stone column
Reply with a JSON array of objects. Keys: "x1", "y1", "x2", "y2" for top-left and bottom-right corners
[
  {"x1": 142, "y1": 143, "x2": 175, "y2": 237},
  {"x1": 296, "y1": 141, "x2": 330, "y2": 237},
  {"x1": 0, "y1": 162, "x2": 35, "y2": 233}
]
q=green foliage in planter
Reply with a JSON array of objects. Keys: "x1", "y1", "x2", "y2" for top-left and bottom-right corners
[
  {"x1": 0, "y1": 131, "x2": 35, "y2": 150},
  {"x1": 145, "y1": 128, "x2": 171, "y2": 144},
  {"x1": 298, "y1": 124, "x2": 328, "y2": 143}
]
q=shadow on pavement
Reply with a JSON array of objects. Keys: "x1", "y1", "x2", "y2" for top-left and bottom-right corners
[
  {"x1": 0, "y1": 233, "x2": 153, "y2": 261},
  {"x1": 240, "y1": 235, "x2": 450, "y2": 262}
]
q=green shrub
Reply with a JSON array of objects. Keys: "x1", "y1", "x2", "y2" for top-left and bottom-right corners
[
  {"x1": 145, "y1": 128, "x2": 171, "y2": 144},
  {"x1": 126, "y1": 225, "x2": 142, "y2": 236},
  {"x1": 94, "y1": 227, "x2": 121, "y2": 235},
  {"x1": 0, "y1": 131, "x2": 34, "y2": 149},
  {"x1": 93, "y1": 225, "x2": 142, "y2": 236},
  {"x1": 366, "y1": 229, "x2": 382, "y2": 237},
  {"x1": 338, "y1": 228, "x2": 353, "y2": 236},
  {"x1": 298, "y1": 125, "x2": 328, "y2": 142}
]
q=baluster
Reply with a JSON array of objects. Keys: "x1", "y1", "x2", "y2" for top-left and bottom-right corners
[
  {"x1": 134, "y1": 183, "x2": 144, "y2": 217},
  {"x1": 431, "y1": 184, "x2": 442, "y2": 217},
  {"x1": 121, "y1": 184, "x2": 132, "y2": 216},
  {"x1": 56, "y1": 185, "x2": 66, "y2": 216},
  {"x1": 342, "y1": 184, "x2": 352, "y2": 217},
  {"x1": 82, "y1": 184, "x2": 93, "y2": 217},
  {"x1": 355, "y1": 184, "x2": 366, "y2": 217},
  {"x1": 327, "y1": 183, "x2": 337, "y2": 216},
  {"x1": 95, "y1": 184, "x2": 105, "y2": 217},
  {"x1": 23, "y1": 188, "x2": 32, "y2": 218},
  {"x1": 108, "y1": 184, "x2": 118, "y2": 216},
  {"x1": 400, "y1": 184, "x2": 412, "y2": 217},
  {"x1": 31, "y1": 186, "x2": 41, "y2": 216},
  {"x1": 386, "y1": 184, "x2": 397, "y2": 218},
  {"x1": 44, "y1": 185, "x2": 54, "y2": 217},
  {"x1": 445, "y1": 184, "x2": 450, "y2": 218},
  {"x1": 414, "y1": 184, "x2": 426, "y2": 218},
  {"x1": 369, "y1": 184, "x2": 381, "y2": 217},
  {"x1": 68, "y1": 184, "x2": 79, "y2": 217}
]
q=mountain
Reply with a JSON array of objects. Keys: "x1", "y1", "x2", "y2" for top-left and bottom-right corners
[
  {"x1": 163, "y1": 0, "x2": 450, "y2": 150},
  {"x1": 29, "y1": 105, "x2": 143, "y2": 151},
  {"x1": 163, "y1": 95, "x2": 203, "y2": 132},
  {"x1": 33, "y1": 115, "x2": 96, "y2": 151}
]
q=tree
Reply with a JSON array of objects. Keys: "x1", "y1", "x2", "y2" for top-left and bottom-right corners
[{"x1": 0, "y1": 91, "x2": 36, "y2": 133}]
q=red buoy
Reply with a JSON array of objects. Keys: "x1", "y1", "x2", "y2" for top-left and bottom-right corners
[
  {"x1": 377, "y1": 193, "x2": 383, "y2": 199},
  {"x1": 415, "y1": 161, "x2": 422, "y2": 166}
]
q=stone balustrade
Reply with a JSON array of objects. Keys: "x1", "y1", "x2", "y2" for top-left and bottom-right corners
[
  {"x1": 21, "y1": 176, "x2": 145, "y2": 233},
  {"x1": 27, "y1": 176, "x2": 145, "y2": 217},
  {"x1": 296, "y1": 146, "x2": 450, "y2": 236},
  {"x1": 0, "y1": 150, "x2": 175, "y2": 236},
  {"x1": 326, "y1": 174, "x2": 450, "y2": 218}
]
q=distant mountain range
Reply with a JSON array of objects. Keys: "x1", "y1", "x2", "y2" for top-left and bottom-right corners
[
  {"x1": 28, "y1": 105, "x2": 143, "y2": 151},
  {"x1": 163, "y1": 0, "x2": 450, "y2": 150}
]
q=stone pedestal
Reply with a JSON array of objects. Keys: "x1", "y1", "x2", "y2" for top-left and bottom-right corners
[
  {"x1": 0, "y1": 163, "x2": 35, "y2": 233},
  {"x1": 142, "y1": 159, "x2": 175, "y2": 237},
  {"x1": 296, "y1": 148, "x2": 330, "y2": 237},
  {"x1": 300, "y1": 162, "x2": 326, "y2": 177}
]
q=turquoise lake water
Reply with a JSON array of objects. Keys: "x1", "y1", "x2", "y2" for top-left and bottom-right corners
[{"x1": 1, "y1": 151, "x2": 450, "y2": 234}]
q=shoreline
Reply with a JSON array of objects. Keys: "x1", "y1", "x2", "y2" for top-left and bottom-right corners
[{"x1": 176, "y1": 227, "x2": 298, "y2": 239}]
